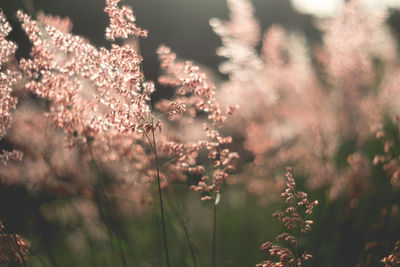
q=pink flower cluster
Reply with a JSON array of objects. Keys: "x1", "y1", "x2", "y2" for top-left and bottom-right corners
[
  {"x1": 0, "y1": 0, "x2": 238, "y2": 205},
  {"x1": 0, "y1": 10, "x2": 22, "y2": 165},
  {"x1": 382, "y1": 241, "x2": 400, "y2": 267},
  {"x1": 374, "y1": 125, "x2": 400, "y2": 189},
  {"x1": 257, "y1": 168, "x2": 317, "y2": 267},
  {"x1": 0, "y1": 221, "x2": 29, "y2": 265},
  {"x1": 156, "y1": 45, "x2": 239, "y2": 200},
  {"x1": 104, "y1": 0, "x2": 148, "y2": 41},
  {"x1": 211, "y1": 0, "x2": 398, "y2": 206}
]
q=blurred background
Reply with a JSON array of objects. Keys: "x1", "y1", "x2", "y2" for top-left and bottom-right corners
[{"x1": 2, "y1": 0, "x2": 399, "y2": 82}]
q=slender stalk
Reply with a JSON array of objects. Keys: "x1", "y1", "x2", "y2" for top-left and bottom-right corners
[
  {"x1": 145, "y1": 124, "x2": 170, "y2": 267},
  {"x1": 29, "y1": 248, "x2": 50, "y2": 267},
  {"x1": 143, "y1": 131, "x2": 198, "y2": 267},
  {"x1": 165, "y1": 190, "x2": 197, "y2": 267},
  {"x1": 94, "y1": 193, "x2": 120, "y2": 265},
  {"x1": 101, "y1": 190, "x2": 128, "y2": 267},
  {"x1": 182, "y1": 218, "x2": 198, "y2": 267},
  {"x1": 44, "y1": 246, "x2": 59, "y2": 267},
  {"x1": 87, "y1": 142, "x2": 128, "y2": 267},
  {"x1": 31, "y1": 209, "x2": 59, "y2": 267},
  {"x1": 141, "y1": 58, "x2": 170, "y2": 266},
  {"x1": 212, "y1": 202, "x2": 217, "y2": 267},
  {"x1": 42, "y1": 154, "x2": 100, "y2": 266}
]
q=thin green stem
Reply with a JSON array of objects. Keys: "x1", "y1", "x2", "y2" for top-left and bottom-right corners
[
  {"x1": 42, "y1": 153, "x2": 101, "y2": 266},
  {"x1": 145, "y1": 123, "x2": 170, "y2": 267},
  {"x1": 165, "y1": 189, "x2": 198, "y2": 267},
  {"x1": 44, "y1": 243, "x2": 59, "y2": 267},
  {"x1": 182, "y1": 218, "x2": 198, "y2": 267},
  {"x1": 212, "y1": 203, "x2": 217, "y2": 267},
  {"x1": 29, "y1": 248, "x2": 50, "y2": 267},
  {"x1": 87, "y1": 142, "x2": 128, "y2": 267},
  {"x1": 31, "y1": 209, "x2": 59, "y2": 267}
]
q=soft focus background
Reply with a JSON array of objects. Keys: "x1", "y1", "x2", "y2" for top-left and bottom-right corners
[
  {"x1": 2, "y1": 0, "x2": 319, "y2": 85},
  {"x1": 2, "y1": 0, "x2": 400, "y2": 266},
  {"x1": 2, "y1": 0, "x2": 397, "y2": 81}
]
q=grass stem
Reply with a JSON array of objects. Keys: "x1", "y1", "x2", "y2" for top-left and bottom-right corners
[
  {"x1": 145, "y1": 123, "x2": 170, "y2": 267},
  {"x1": 212, "y1": 202, "x2": 217, "y2": 267}
]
